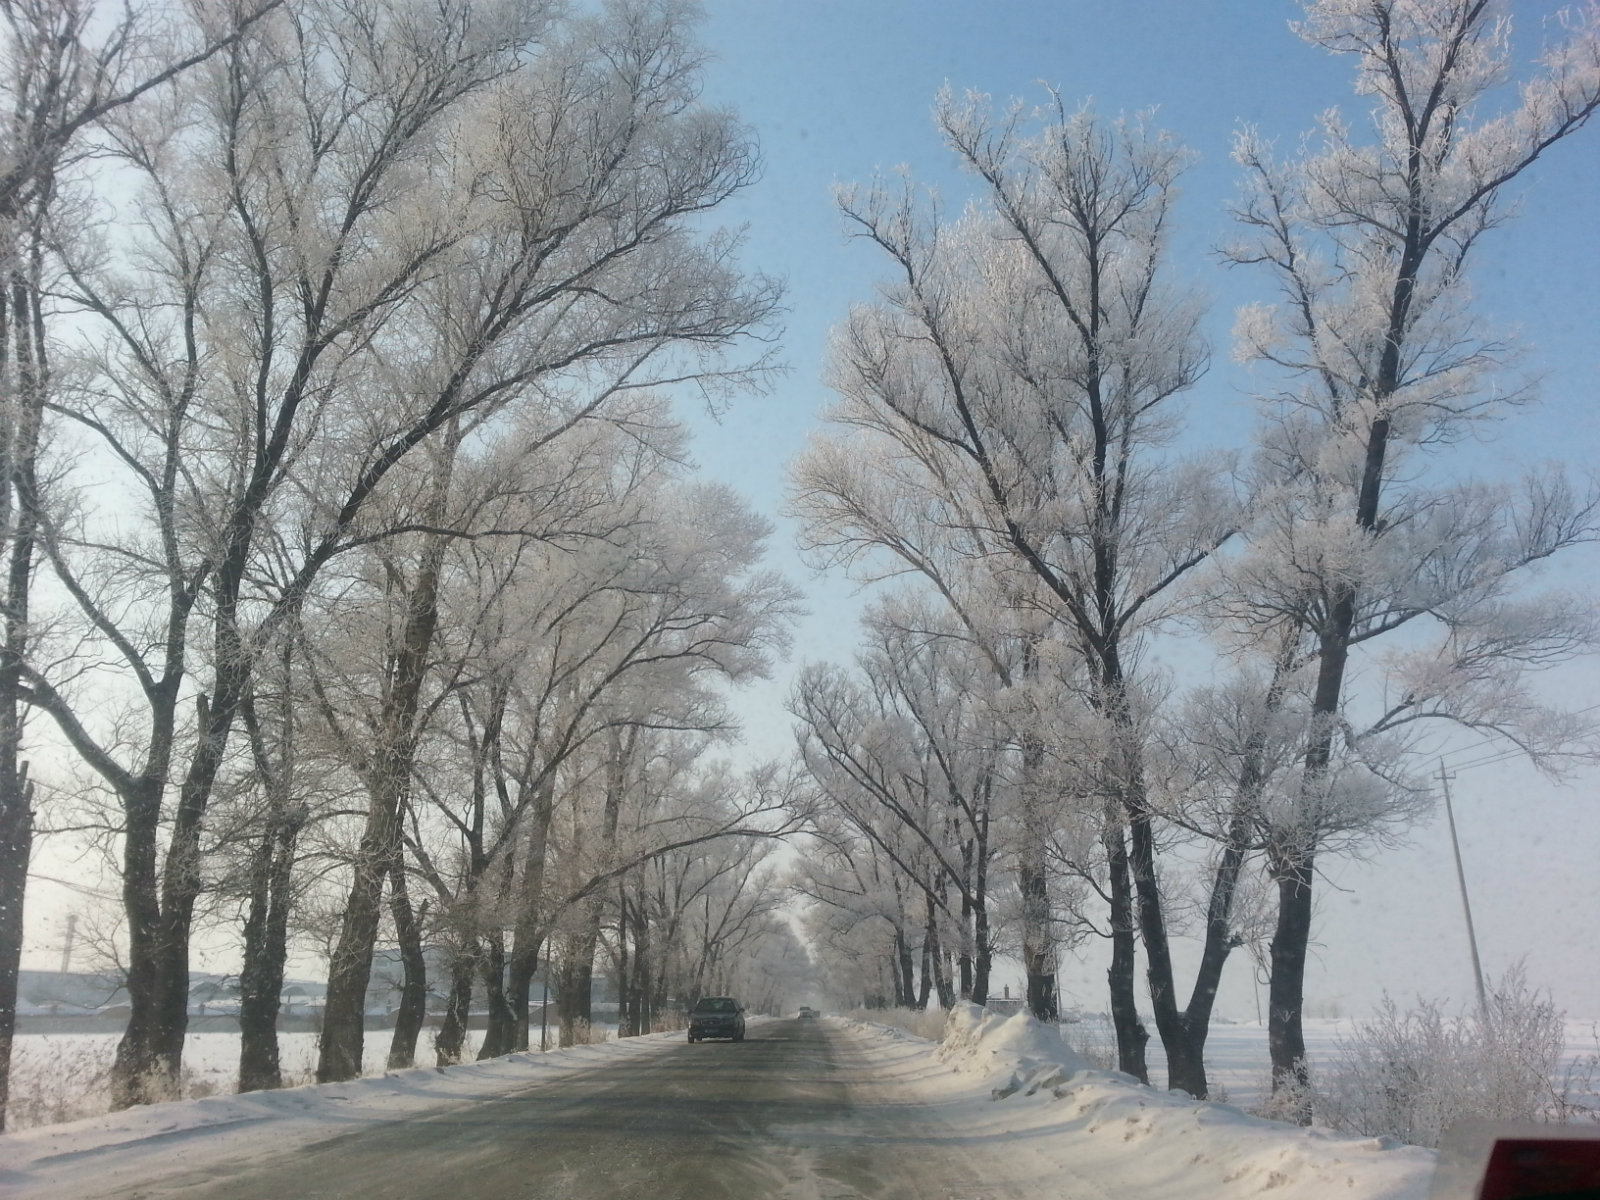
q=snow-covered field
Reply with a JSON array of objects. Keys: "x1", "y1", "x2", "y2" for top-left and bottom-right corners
[
  {"x1": 1050, "y1": 1013, "x2": 1600, "y2": 1115},
  {"x1": 1145, "y1": 1016, "x2": 1600, "y2": 1114},
  {"x1": 4, "y1": 1026, "x2": 621, "y2": 1131}
]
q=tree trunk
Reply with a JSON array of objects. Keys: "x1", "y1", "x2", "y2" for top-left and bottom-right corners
[
  {"x1": 111, "y1": 904, "x2": 195, "y2": 1109},
  {"x1": 1019, "y1": 856, "x2": 1056, "y2": 1021},
  {"x1": 0, "y1": 263, "x2": 45, "y2": 1132},
  {"x1": 0, "y1": 769, "x2": 31, "y2": 1133},
  {"x1": 1268, "y1": 851, "x2": 1315, "y2": 1121},
  {"x1": 629, "y1": 893, "x2": 651, "y2": 1035},
  {"x1": 387, "y1": 864, "x2": 428, "y2": 1070},
  {"x1": 896, "y1": 926, "x2": 916, "y2": 1010},
  {"x1": 957, "y1": 890, "x2": 973, "y2": 1001},
  {"x1": 318, "y1": 846, "x2": 387, "y2": 1084},
  {"x1": 1266, "y1": 585, "x2": 1356, "y2": 1110},
  {"x1": 918, "y1": 891, "x2": 941, "y2": 1009},
  {"x1": 133, "y1": 579, "x2": 284, "y2": 1107},
  {"x1": 476, "y1": 846, "x2": 520, "y2": 1059},
  {"x1": 506, "y1": 783, "x2": 555, "y2": 1051},
  {"x1": 555, "y1": 728, "x2": 627, "y2": 1046},
  {"x1": 111, "y1": 776, "x2": 183, "y2": 1109},
  {"x1": 434, "y1": 946, "x2": 476, "y2": 1066},
  {"x1": 616, "y1": 897, "x2": 631, "y2": 1037},
  {"x1": 1104, "y1": 820, "x2": 1149, "y2": 1083},
  {"x1": 1165, "y1": 804, "x2": 1259, "y2": 1100},
  {"x1": 649, "y1": 938, "x2": 672, "y2": 1029},
  {"x1": 238, "y1": 808, "x2": 303, "y2": 1092},
  {"x1": 970, "y1": 892, "x2": 991, "y2": 1007},
  {"x1": 556, "y1": 937, "x2": 595, "y2": 1047},
  {"x1": 478, "y1": 929, "x2": 517, "y2": 1059},
  {"x1": 137, "y1": 800, "x2": 216, "y2": 1107},
  {"x1": 966, "y1": 821, "x2": 992, "y2": 1007},
  {"x1": 1018, "y1": 707, "x2": 1056, "y2": 1022},
  {"x1": 317, "y1": 524, "x2": 449, "y2": 1083},
  {"x1": 916, "y1": 935, "x2": 933, "y2": 1010},
  {"x1": 931, "y1": 925, "x2": 954, "y2": 1009},
  {"x1": 1127, "y1": 801, "x2": 1194, "y2": 1093},
  {"x1": 1167, "y1": 658, "x2": 1290, "y2": 1099},
  {"x1": 506, "y1": 936, "x2": 540, "y2": 1053}
]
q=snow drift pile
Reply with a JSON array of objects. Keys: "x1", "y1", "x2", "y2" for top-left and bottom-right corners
[
  {"x1": 895, "y1": 1004, "x2": 1440, "y2": 1200},
  {"x1": 0, "y1": 1031, "x2": 687, "y2": 1200},
  {"x1": 935, "y1": 1002, "x2": 1089, "y2": 1098}
]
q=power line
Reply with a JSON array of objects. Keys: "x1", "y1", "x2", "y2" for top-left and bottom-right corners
[
  {"x1": 26, "y1": 871, "x2": 119, "y2": 900},
  {"x1": 1430, "y1": 701, "x2": 1600, "y2": 775}
]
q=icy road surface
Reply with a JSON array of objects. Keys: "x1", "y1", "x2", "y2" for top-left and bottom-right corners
[{"x1": 52, "y1": 1019, "x2": 1035, "y2": 1200}]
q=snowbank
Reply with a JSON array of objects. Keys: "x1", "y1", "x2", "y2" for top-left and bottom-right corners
[
  {"x1": 0, "y1": 1030, "x2": 687, "y2": 1200},
  {"x1": 936, "y1": 1001, "x2": 1089, "y2": 1097},
  {"x1": 839, "y1": 1005, "x2": 1438, "y2": 1200}
]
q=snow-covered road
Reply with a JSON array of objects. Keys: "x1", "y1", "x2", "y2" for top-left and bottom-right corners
[{"x1": 2, "y1": 1019, "x2": 1041, "y2": 1199}]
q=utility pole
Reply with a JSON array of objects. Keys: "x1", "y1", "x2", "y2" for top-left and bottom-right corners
[
  {"x1": 59, "y1": 914, "x2": 77, "y2": 975},
  {"x1": 539, "y1": 938, "x2": 550, "y2": 1052},
  {"x1": 1439, "y1": 760, "x2": 1489, "y2": 1024}
]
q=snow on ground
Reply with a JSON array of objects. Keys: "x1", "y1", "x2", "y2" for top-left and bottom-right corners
[
  {"x1": 4, "y1": 1026, "x2": 622, "y2": 1131},
  {"x1": 3, "y1": 1012, "x2": 1592, "y2": 1199},
  {"x1": 1143, "y1": 1016, "x2": 1600, "y2": 1114},
  {"x1": 0, "y1": 1028, "x2": 676, "y2": 1199},
  {"x1": 836, "y1": 1005, "x2": 1438, "y2": 1200},
  {"x1": 1156, "y1": 1018, "x2": 1348, "y2": 1110}
]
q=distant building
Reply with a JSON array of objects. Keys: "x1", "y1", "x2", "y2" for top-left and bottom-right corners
[
  {"x1": 15, "y1": 969, "x2": 127, "y2": 1017},
  {"x1": 15, "y1": 955, "x2": 576, "y2": 1032}
]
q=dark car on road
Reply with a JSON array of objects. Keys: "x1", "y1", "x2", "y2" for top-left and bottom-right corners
[{"x1": 687, "y1": 996, "x2": 745, "y2": 1042}]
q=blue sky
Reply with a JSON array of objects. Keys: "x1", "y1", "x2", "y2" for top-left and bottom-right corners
[{"x1": 680, "y1": 0, "x2": 1600, "y2": 1017}]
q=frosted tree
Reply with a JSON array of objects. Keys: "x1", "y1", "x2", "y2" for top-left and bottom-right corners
[
  {"x1": 519, "y1": 484, "x2": 796, "y2": 1050},
  {"x1": 309, "y1": 401, "x2": 688, "y2": 1076},
  {"x1": 1222, "y1": 0, "x2": 1600, "y2": 1110},
  {"x1": 0, "y1": 0, "x2": 278, "y2": 1130},
  {"x1": 670, "y1": 819, "x2": 791, "y2": 1007},
  {"x1": 795, "y1": 822, "x2": 930, "y2": 1010},
  {"x1": 609, "y1": 760, "x2": 809, "y2": 1029},
  {"x1": 610, "y1": 737, "x2": 743, "y2": 1035},
  {"x1": 18, "y1": 0, "x2": 778, "y2": 1106},
  {"x1": 798, "y1": 91, "x2": 1234, "y2": 1086},
  {"x1": 308, "y1": 457, "x2": 797, "y2": 1072},
  {"x1": 721, "y1": 918, "x2": 814, "y2": 1017},
  {"x1": 791, "y1": 591, "x2": 1012, "y2": 1005},
  {"x1": 371, "y1": 405, "x2": 695, "y2": 1065},
  {"x1": 335, "y1": 407, "x2": 683, "y2": 1067},
  {"x1": 225, "y1": 627, "x2": 350, "y2": 1093}
]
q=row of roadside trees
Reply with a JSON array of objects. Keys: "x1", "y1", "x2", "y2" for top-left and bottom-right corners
[
  {"x1": 788, "y1": 0, "x2": 1600, "y2": 1117},
  {"x1": 0, "y1": 0, "x2": 804, "y2": 1128}
]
